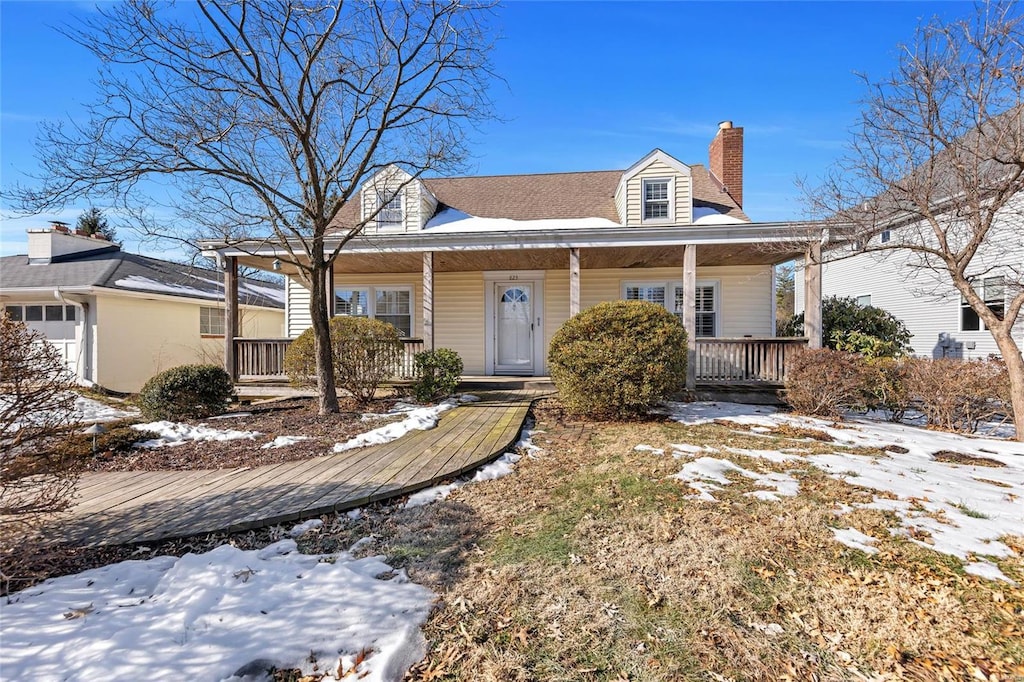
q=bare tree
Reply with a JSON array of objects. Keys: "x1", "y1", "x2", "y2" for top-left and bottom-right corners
[
  {"x1": 0, "y1": 315, "x2": 79, "y2": 584},
  {"x1": 9, "y1": 0, "x2": 496, "y2": 414},
  {"x1": 803, "y1": 1, "x2": 1024, "y2": 440}
]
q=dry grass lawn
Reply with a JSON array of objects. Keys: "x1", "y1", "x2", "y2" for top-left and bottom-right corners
[{"x1": 318, "y1": 399, "x2": 1024, "y2": 681}]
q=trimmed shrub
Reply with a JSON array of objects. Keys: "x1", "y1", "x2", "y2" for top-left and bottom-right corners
[
  {"x1": 783, "y1": 348, "x2": 876, "y2": 417},
  {"x1": 867, "y1": 357, "x2": 913, "y2": 422},
  {"x1": 137, "y1": 364, "x2": 234, "y2": 420},
  {"x1": 548, "y1": 301, "x2": 687, "y2": 419},
  {"x1": 783, "y1": 296, "x2": 912, "y2": 358},
  {"x1": 905, "y1": 357, "x2": 1009, "y2": 433},
  {"x1": 283, "y1": 316, "x2": 402, "y2": 404},
  {"x1": 412, "y1": 348, "x2": 463, "y2": 402}
]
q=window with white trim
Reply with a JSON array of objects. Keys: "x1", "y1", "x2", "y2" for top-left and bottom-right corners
[
  {"x1": 200, "y1": 306, "x2": 225, "y2": 336},
  {"x1": 4, "y1": 304, "x2": 76, "y2": 322},
  {"x1": 376, "y1": 190, "x2": 403, "y2": 228},
  {"x1": 879, "y1": 230, "x2": 891, "y2": 243},
  {"x1": 856, "y1": 294, "x2": 871, "y2": 307},
  {"x1": 334, "y1": 286, "x2": 413, "y2": 337},
  {"x1": 961, "y1": 276, "x2": 1004, "y2": 331},
  {"x1": 624, "y1": 280, "x2": 718, "y2": 337},
  {"x1": 642, "y1": 178, "x2": 671, "y2": 221}
]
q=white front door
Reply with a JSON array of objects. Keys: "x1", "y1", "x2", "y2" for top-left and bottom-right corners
[{"x1": 494, "y1": 282, "x2": 534, "y2": 374}]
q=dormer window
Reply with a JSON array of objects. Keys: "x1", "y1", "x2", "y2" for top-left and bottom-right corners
[
  {"x1": 643, "y1": 178, "x2": 671, "y2": 221},
  {"x1": 377, "y1": 190, "x2": 403, "y2": 228}
]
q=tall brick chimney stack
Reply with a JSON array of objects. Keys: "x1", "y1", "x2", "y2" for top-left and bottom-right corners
[{"x1": 708, "y1": 120, "x2": 744, "y2": 209}]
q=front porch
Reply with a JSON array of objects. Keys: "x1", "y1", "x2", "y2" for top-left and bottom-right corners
[
  {"x1": 230, "y1": 335, "x2": 810, "y2": 388},
  {"x1": 211, "y1": 221, "x2": 823, "y2": 392}
]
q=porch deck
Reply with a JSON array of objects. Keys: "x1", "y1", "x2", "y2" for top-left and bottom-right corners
[{"x1": 52, "y1": 390, "x2": 542, "y2": 547}]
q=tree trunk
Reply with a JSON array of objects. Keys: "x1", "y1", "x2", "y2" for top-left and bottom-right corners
[
  {"x1": 308, "y1": 263, "x2": 340, "y2": 415},
  {"x1": 993, "y1": 329, "x2": 1024, "y2": 442}
]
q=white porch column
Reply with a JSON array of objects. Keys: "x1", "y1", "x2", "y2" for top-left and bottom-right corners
[
  {"x1": 423, "y1": 251, "x2": 434, "y2": 350},
  {"x1": 682, "y1": 244, "x2": 697, "y2": 390},
  {"x1": 223, "y1": 255, "x2": 239, "y2": 381},
  {"x1": 803, "y1": 241, "x2": 823, "y2": 349},
  {"x1": 569, "y1": 247, "x2": 580, "y2": 317}
]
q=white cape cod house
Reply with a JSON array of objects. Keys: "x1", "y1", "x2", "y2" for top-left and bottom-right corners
[{"x1": 202, "y1": 122, "x2": 823, "y2": 390}]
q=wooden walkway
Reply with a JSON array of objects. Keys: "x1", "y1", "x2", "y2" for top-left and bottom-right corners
[{"x1": 54, "y1": 390, "x2": 541, "y2": 547}]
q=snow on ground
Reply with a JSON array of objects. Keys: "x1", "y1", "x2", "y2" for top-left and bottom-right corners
[
  {"x1": 831, "y1": 527, "x2": 880, "y2": 555},
  {"x1": 404, "y1": 423, "x2": 540, "y2": 508},
  {"x1": 0, "y1": 540, "x2": 435, "y2": 682},
  {"x1": 132, "y1": 421, "x2": 261, "y2": 448},
  {"x1": 657, "y1": 401, "x2": 1024, "y2": 584},
  {"x1": 261, "y1": 435, "x2": 312, "y2": 449},
  {"x1": 337, "y1": 396, "x2": 479, "y2": 452},
  {"x1": 72, "y1": 395, "x2": 139, "y2": 423}
]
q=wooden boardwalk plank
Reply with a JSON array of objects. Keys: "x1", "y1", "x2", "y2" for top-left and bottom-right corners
[{"x1": 53, "y1": 390, "x2": 539, "y2": 546}]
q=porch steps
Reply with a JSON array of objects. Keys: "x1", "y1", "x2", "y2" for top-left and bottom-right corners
[
  {"x1": 458, "y1": 376, "x2": 556, "y2": 392},
  {"x1": 692, "y1": 381, "x2": 786, "y2": 406}
]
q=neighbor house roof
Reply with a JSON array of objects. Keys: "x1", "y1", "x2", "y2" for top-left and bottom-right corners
[{"x1": 0, "y1": 249, "x2": 284, "y2": 308}]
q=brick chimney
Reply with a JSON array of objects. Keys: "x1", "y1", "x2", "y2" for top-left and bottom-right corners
[{"x1": 708, "y1": 120, "x2": 744, "y2": 209}]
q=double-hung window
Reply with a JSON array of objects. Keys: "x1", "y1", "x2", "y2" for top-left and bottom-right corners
[
  {"x1": 642, "y1": 178, "x2": 671, "y2": 222},
  {"x1": 376, "y1": 190, "x2": 403, "y2": 229},
  {"x1": 334, "y1": 286, "x2": 413, "y2": 337},
  {"x1": 625, "y1": 280, "x2": 718, "y2": 337},
  {"x1": 961, "y1": 276, "x2": 1004, "y2": 331},
  {"x1": 200, "y1": 306, "x2": 225, "y2": 336}
]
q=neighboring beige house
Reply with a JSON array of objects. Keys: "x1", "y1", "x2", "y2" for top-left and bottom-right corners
[
  {"x1": 203, "y1": 122, "x2": 821, "y2": 388},
  {"x1": 1, "y1": 227, "x2": 285, "y2": 393}
]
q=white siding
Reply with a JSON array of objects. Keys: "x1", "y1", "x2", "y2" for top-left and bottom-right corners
[
  {"x1": 285, "y1": 276, "x2": 312, "y2": 339},
  {"x1": 623, "y1": 159, "x2": 693, "y2": 226},
  {"x1": 435, "y1": 272, "x2": 485, "y2": 373},
  {"x1": 797, "y1": 249, "x2": 1017, "y2": 360}
]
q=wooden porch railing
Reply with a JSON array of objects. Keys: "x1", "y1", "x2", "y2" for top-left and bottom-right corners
[
  {"x1": 694, "y1": 337, "x2": 808, "y2": 384},
  {"x1": 234, "y1": 337, "x2": 425, "y2": 381}
]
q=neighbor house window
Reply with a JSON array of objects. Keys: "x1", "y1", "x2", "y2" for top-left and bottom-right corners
[
  {"x1": 642, "y1": 178, "x2": 671, "y2": 221},
  {"x1": 856, "y1": 294, "x2": 872, "y2": 307},
  {"x1": 25, "y1": 305, "x2": 43, "y2": 322},
  {"x1": 334, "y1": 286, "x2": 413, "y2": 337},
  {"x1": 4, "y1": 305, "x2": 23, "y2": 321},
  {"x1": 880, "y1": 230, "x2": 891, "y2": 243},
  {"x1": 961, "y1": 276, "x2": 1004, "y2": 331},
  {"x1": 3, "y1": 304, "x2": 75, "y2": 322},
  {"x1": 377, "y1": 190, "x2": 403, "y2": 228},
  {"x1": 625, "y1": 281, "x2": 718, "y2": 337},
  {"x1": 200, "y1": 306, "x2": 226, "y2": 336}
]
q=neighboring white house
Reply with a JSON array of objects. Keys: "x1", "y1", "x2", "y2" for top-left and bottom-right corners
[
  {"x1": 794, "y1": 196, "x2": 1024, "y2": 360},
  {"x1": 203, "y1": 122, "x2": 821, "y2": 387},
  {"x1": 1, "y1": 227, "x2": 285, "y2": 393}
]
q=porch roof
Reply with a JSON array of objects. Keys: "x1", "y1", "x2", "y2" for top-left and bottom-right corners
[{"x1": 201, "y1": 221, "x2": 818, "y2": 271}]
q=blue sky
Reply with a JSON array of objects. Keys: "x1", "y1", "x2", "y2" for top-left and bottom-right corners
[{"x1": 0, "y1": 1, "x2": 972, "y2": 257}]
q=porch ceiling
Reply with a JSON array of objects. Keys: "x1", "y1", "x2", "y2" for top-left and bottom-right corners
[{"x1": 322, "y1": 244, "x2": 796, "y2": 274}]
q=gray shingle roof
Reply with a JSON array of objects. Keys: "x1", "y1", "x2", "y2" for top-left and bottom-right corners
[{"x1": 0, "y1": 249, "x2": 284, "y2": 309}]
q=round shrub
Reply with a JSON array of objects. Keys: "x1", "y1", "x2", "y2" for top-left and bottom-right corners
[
  {"x1": 412, "y1": 348, "x2": 463, "y2": 402},
  {"x1": 137, "y1": 364, "x2": 234, "y2": 420},
  {"x1": 283, "y1": 316, "x2": 403, "y2": 404},
  {"x1": 783, "y1": 348, "x2": 876, "y2": 417},
  {"x1": 548, "y1": 301, "x2": 687, "y2": 419}
]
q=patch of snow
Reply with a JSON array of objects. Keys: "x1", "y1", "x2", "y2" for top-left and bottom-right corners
[
  {"x1": 113, "y1": 274, "x2": 221, "y2": 301},
  {"x1": 335, "y1": 399, "x2": 458, "y2": 452},
  {"x1": 0, "y1": 541, "x2": 434, "y2": 682},
  {"x1": 669, "y1": 442, "x2": 716, "y2": 458},
  {"x1": 831, "y1": 527, "x2": 880, "y2": 555},
  {"x1": 724, "y1": 446, "x2": 803, "y2": 463},
  {"x1": 261, "y1": 435, "x2": 312, "y2": 449},
  {"x1": 405, "y1": 483, "x2": 461, "y2": 509},
  {"x1": 662, "y1": 400, "x2": 1024, "y2": 582},
  {"x1": 458, "y1": 394, "x2": 481, "y2": 403},
  {"x1": 73, "y1": 395, "x2": 139, "y2": 423},
  {"x1": 132, "y1": 421, "x2": 261, "y2": 448},
  {"x1": 346, "y1": 508, "x2": 363, "y2": 520},
  {"x1": 634, "y1": 444, "x2": 665, "y2": 456},
  {"x1": 964, "y1": 560, "x2": 1017, "y2": 585},
  {"x1": 424, "y1": 207, "x2": 620, "y2": 233},
  {"x1": 288, "y1": 519, "x2": 323, "y2": 538},
  {"x1": 669, "y1": 456, "x2": 799, "y2": 503},
  {"x1": 691, "y1": 206, "x2": 748, "y2": 225}
]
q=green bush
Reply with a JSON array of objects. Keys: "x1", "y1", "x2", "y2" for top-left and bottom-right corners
[
  {"x1": 412, "y1": 348, "x2": 463, "y2": 402},
  {"x1": 783, "y1": 296, "x2": 912, "y2": 358},
  {"x1": 548, "y1": 301, "x2": 687, "y2": 419},
  {"x1": 137, "y1": 364, "x2": 234, "y2": 420},
  {"x1": 283, "y1": 316, "x2": 402, "y2": 404}
]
